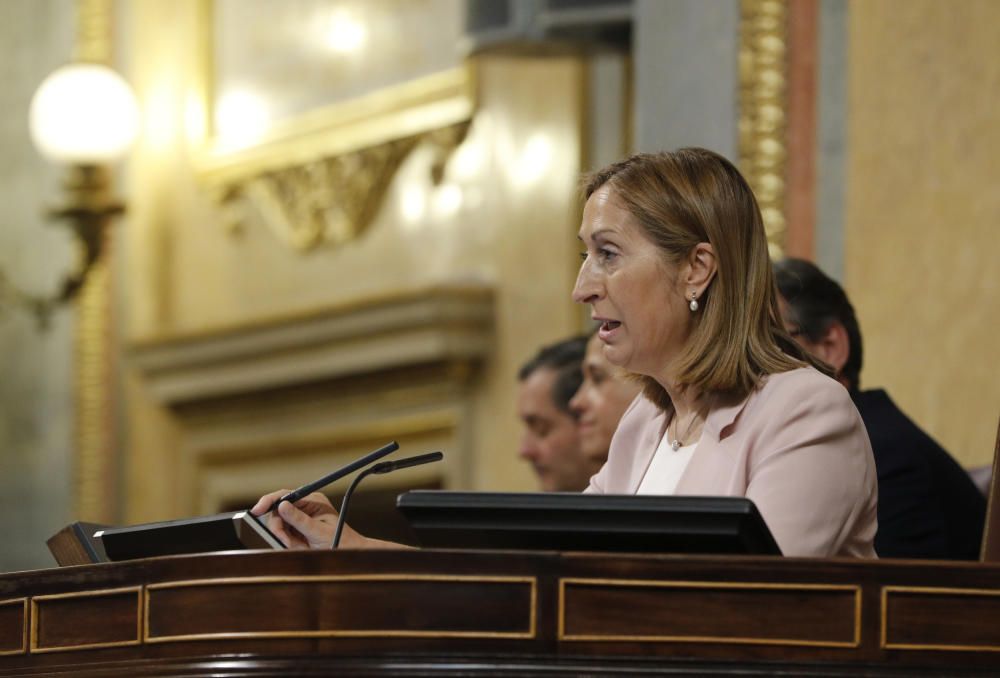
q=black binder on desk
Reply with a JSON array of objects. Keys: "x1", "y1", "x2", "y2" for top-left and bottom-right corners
[
  {"x1": 96, "y1": 511, "x2": 285, "y2": 561},
  {"x1": 396, "y1": 491, "x2": 782, "y2": 555}
]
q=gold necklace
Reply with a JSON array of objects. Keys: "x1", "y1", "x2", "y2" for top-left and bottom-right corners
[{"x1": 668, "y1": 410, "x2": 702, "y2": 451}]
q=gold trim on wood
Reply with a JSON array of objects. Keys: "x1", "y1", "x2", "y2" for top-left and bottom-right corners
[
  {"x1": 0, "y1": 598, "x2": 28, "y2": 656},
  {"x1": 881, "y1": 585, "x2": 1000, "y2": 652},
  {"x1": 144, "y1": 574, "x2": 536, "y2": 642},
  {"x1": 738, "y1": 0, "x2": 789, "y2": 259},
  {"x1": 30, "y1": 587, "x2": 143, "y2": 653},
  {"x1": 558, "y1": 578, "x2": 861, "y2": 648}
]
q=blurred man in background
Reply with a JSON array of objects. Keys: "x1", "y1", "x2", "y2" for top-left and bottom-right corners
[
  {"x1": 775, "y1": 258, "x2": 986, "y2": 560},
  {"x1": 517, "y1": 336, "x2": 593, "y2": 492}
]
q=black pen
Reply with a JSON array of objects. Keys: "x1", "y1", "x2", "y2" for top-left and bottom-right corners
[{"x1": 267, "y1": 441, "x2": 399, "y2": 513}]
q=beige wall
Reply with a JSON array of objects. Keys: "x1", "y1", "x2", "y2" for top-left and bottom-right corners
[
  {"x1": 122, "y1": 1, "x2": 592, "y2": 522},
  {"x1": 0, "y1": 0, "x2": 76, "y2": 573},
  {"x1": 846, "y1": 0, "x2": 1000, "y2": 467}
]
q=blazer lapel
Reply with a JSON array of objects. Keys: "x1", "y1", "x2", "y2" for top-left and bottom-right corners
[{"x1": 674, "y1": 388, "x2": 757, "y2": 495}]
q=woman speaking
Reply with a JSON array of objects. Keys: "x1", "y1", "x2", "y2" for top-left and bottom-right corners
[
  {"x1": 572, "y1": 148, "x2": 875, "y2": 557},
  {"x1": 253, "y1": 148, "x2": 877, "y2": 558}
]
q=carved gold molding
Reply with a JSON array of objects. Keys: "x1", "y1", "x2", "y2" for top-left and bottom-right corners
[
  {"x1": 75, "y1": 257, "x2": 115, "y2": 523},
  {"x1": 194, "y1": 59, "x2": 476, "y2": 252},
  {"x1": 74, "y1": 0, "x2": 117, "y2": 524},
  {"x1": 738, "y1": 0, "x2": 789, "y2": 259},
  {"x1": 222, "y1": 122, "x2": 468, "y2": 251},
  {"x1": 75, "y1": 0, "x2": 112, "y2": 63}
]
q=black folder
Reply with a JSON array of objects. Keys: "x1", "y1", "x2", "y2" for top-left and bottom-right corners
[
  {"x1": 396, "y1": 491, "x2": 782, "y2": 555},
  {"x1": 96, "y1": 511, "x2": 285, "y2": 561}
]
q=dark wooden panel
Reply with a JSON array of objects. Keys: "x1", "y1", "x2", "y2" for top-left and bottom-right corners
[
  {"x1": 5, "y1": 550, "x2": 1000, "y2": 675},
  {"x1": 883, "y1": 586, "x2": 1000, "y2": 651},
  {"x1": 147, "y1": 575, "x2": 535, "y2": 641},
  {"x1": 0, "y1": 599, "x2": 25, "y2": 655},
  {"x1": 561, "y1": 578, "x2": 859, "y2": 647},
  {"x1": 31, "y1": 588, "x2": 140, "y2": 652}
]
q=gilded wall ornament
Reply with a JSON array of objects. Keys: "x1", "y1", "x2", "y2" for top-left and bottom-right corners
[
  {"x1": 739, "y1": 0, "x2": 789, "y2": 259},
  {"x1": 197, "y1": 66, "x2": 476, "y2": 252},
  {"x1": 74, "y1": 0, "x2": 119, "y2": 524},
  {"x1": 219, "y1": 122, "x2": 469, "y2": 252}
]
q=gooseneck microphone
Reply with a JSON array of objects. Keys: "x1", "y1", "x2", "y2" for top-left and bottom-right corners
[
  {"x1": 266, "y1": 441, "x2": 400, "y2": 513},
  {"x1": 332, "y1": 451, "x2": 444, "y2": 549}
]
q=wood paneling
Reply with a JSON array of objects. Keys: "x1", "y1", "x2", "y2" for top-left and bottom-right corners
[
  {"x1": 31, "y1": 587, "x2": 140, "y2": 652},
  {"x1": 146, "y1": 575, "x2": 535, "y2": 641},
  {"x1": 0, "y1": 599, "x2": 25, "y2": 656},
  {"x1": 3, "y1": 550, "x2": 1000, "y2": 675},
  {"x1": 561, "y1": 579, "x2": 858, "y2": 647},
  {"x1": 883, "y1": 586, "x2": 1000, "y2": 651}
]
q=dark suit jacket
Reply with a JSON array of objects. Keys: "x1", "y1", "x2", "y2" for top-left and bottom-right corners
[{"x1": 854, "y1": 389, "x2": 986, "y2": 560}]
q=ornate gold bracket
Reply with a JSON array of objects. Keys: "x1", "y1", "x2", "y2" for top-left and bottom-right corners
[
  {"x1": 738, "y1": 0, "x2": 789, "y2": 259},
  {"x1": 217, "y1": 122, "x2": 469, "y2": 251},
  {"x1": 195, "y1": 66, "x2": 476, "y2": 252}
]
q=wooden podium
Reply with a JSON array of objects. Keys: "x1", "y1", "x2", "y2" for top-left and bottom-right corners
[{"x1": 2, "y1": 548, "x2": 1000, "y2": 676}]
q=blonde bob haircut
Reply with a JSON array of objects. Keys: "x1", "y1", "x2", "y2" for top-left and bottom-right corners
[{"x1": 584, "y1": 147, "x2": 825, "y2": 410}]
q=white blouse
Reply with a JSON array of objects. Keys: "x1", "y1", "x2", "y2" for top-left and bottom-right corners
[{"x1": 636, "y1": 434, "x2": 699, "y2": 495}]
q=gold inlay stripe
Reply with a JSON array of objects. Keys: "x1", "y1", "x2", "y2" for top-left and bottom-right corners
[
  {"x1": 559, "y1": 577, "x2": 861, "y2": 648},
  {"x1": 881, "y1": 585, "x2": 1000, "y2": 652},
  {"x1": 0, "y1": 598, "x2": 28, "y2": 656},
  {"x1": 145, "y1": 574, "x2": 536, "y2": 643},
  {"x1": 30, "y1": 586, "x2": 142, "y2": 653}
]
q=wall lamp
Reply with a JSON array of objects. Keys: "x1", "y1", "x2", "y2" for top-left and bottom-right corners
[{"x1": 0, "y1": 62, "x2": 138, "y2": 327}]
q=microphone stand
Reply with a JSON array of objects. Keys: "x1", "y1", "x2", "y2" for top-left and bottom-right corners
[{"x1": 332, "y1": 451, "x2": 444, "y2": 549}]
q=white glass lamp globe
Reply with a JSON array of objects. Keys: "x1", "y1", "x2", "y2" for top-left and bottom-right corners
[{"x1": 29, "y1": 63, "x2": 140, "y2": 164}]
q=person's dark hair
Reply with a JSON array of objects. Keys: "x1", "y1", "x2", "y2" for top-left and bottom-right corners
[
  {"x1": 583, "y1": 148, "x2": 825, "y2": 410},
  {"x1": 518, "y1": 335, "x2": 588, "y2": 414},
  {"x1": 774, "y1": 258, "x2": 863, "y2": 392}
]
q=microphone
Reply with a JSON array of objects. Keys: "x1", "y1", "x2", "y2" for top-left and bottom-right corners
[
  {"x1": 368, "y1": 451, "x2": 445, "y2": 475},
  {"x1": 332, "y1": 451, "x2": 444, "y2": 549},
  {"x1": 265, "y1": 441, "x2": 399, "y2": 513}
]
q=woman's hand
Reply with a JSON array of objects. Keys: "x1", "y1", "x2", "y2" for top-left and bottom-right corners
[{"x1": 250, "y1": 490, "x2": 367, "y2": 550}]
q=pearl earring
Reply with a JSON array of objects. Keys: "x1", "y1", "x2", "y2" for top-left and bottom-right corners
[{"x1": 689, "y1": 293, "x2": 699, "y2": 312}]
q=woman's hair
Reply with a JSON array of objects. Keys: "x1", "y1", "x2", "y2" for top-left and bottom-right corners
[{"x1": 584, "y1": 148, "x2": 826, "y2": 409}]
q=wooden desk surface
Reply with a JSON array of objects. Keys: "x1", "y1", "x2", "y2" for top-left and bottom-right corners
[{"x1": 1, "y1": 549, "x2": 999, "y2": 676}]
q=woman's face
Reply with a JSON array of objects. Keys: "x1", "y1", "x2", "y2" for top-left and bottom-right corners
[
  {"x1": 572, "y1": 185, "x2": 693, "y2": 383},
  {"x1": 569, "y1": 334, "x2": 643, "y2": 464}
]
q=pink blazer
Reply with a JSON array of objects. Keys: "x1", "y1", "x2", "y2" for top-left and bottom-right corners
[{"x1": 586, "y1": 367, "x2": 878, "y2": 558}]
